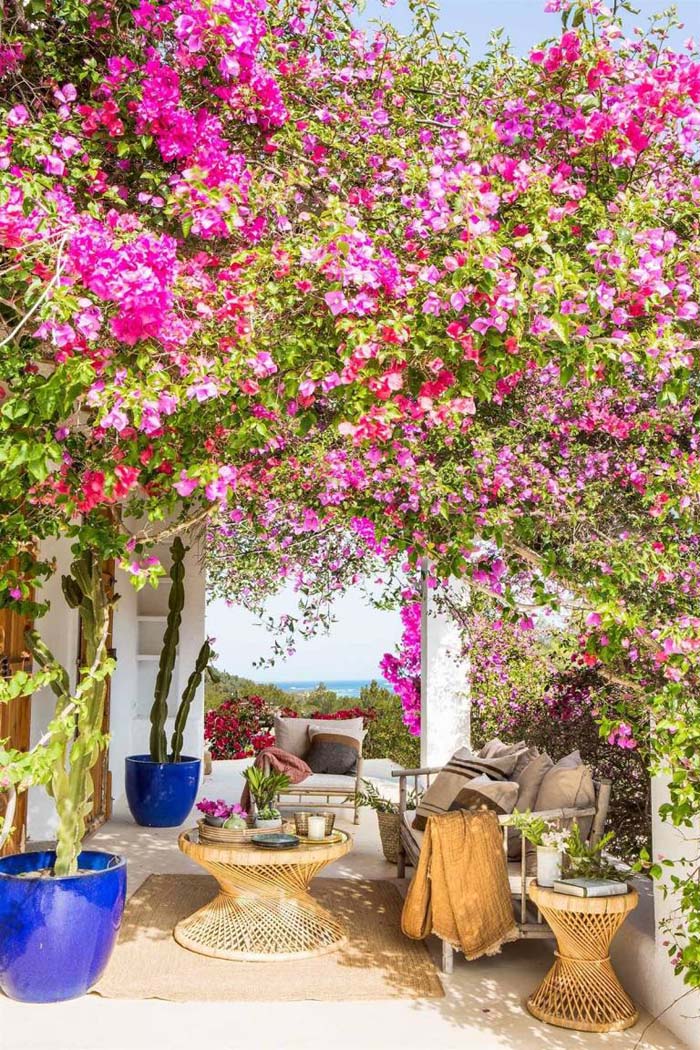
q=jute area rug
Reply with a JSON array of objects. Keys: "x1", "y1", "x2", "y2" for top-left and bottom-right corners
[{"x1": 94, "y1": 875, "x2": 444, "y2": 1002}]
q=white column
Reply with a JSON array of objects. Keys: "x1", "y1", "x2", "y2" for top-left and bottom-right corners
[
  {"x1": 420, "y1": 571, "x2": 471, "y2": 766},
  {"x1": 611, "y1": 776, "x2": 700, "y2": 1050}
]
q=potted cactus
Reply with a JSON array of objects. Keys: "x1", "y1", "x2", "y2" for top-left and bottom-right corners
[
  {"x1": 0, "y1": 550, "x2": 127, "y2": 1002},
  {"x1": 125, "y1": 538, "x2": 213, "y2": 827}
]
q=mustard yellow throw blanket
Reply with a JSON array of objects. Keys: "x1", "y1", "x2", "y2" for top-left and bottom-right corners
[{"x1": 401, "y1": 808, "x2": 519, "y2": 959}]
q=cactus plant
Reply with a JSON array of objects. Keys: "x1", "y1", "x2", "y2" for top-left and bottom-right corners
[
  {"x1": 148, "y1": 536, "x2": 212, "y2": 763},
  {"x1": 170, "y1": 638, "x2": 212, "y2": 762},
  {"x1": 148, "y1": 537, "x2": 186, "y2": 762},
  {"x1": 24, "y1": 549, "x2": 116, "y2": 876}
]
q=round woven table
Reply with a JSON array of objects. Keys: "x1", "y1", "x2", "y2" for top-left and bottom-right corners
[
  {"x1": 175, "y1": 829, "x2": 352, "y2": 961},
  {"x1": 527, "y1": 883, "x2": 639, "y2": 1033}
]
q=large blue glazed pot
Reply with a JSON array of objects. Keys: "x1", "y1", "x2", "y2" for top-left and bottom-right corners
[
  {"x1": 125, "y1": 754, "x2": 201, "y2": 827},
  {"x1": 0, "y1": 850, "x2": 126, "y2": 1003}
]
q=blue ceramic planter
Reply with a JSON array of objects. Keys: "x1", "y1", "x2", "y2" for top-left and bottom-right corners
[
  {"x1": 125, "y1": 754, "x2": 201, "y2": 827},
  {"x1": 0, "y1": 850, "x2": 126, "y2": 1003}
]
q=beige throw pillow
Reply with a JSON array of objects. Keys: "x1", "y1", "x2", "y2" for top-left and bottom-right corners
[
  {"x1": 449, "y1": 775, "x2": 518, "y2": 816},
  {"x1": 478, "y1": 737, "x2": 527, "y2": 760},
  {"x1": 413, "y1": 747, "x2": 518, "y2": 830},
  {"x1": 515, "y1": 751, "x2": 554, "y2": 811},
  {"x1": 534, "y1": 749, "x2": 596, "y2": 838},
  {"x1": 508, "y1": 750, "x2": 553, "y2": 859}
]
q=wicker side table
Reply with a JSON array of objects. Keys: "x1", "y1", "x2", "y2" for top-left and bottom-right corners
[
  {"x1": 527, "y1": 883, "x2": 639, "y2": 1033},
  {"x1": 176, "y1": 829, "x2": 352, "y2": 961}
]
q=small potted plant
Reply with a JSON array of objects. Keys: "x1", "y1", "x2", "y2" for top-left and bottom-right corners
[
  {"x1": 565, "y1": 825, "x2": 629, "y2": 883},
  {"x1": 242, "y1": 767, "x2": 291, "y2": 829},
  {"x1": 357, "y1": 780, "x2": 420, "y2": 863},
  {"x1": 506, "y1": 810, "x2": 570, "y2": 887},
  {"x1": 196, "y1": 799, "x2": 247, "y2": 829}
]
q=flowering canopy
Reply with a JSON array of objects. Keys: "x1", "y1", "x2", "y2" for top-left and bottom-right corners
[{"x1": 1, "y1": 0, "x2": 700, "y2": 980}]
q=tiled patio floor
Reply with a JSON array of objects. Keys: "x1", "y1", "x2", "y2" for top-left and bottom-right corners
[{"x1": 2, "y1": 761, "x2": 687, "y2": 1050}]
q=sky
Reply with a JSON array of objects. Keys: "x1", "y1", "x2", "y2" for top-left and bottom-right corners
[
  {"x1": 207, "y1": 585, "x2": 403, "y2": 681},
  {"x1": 206, "y1": 0, "x2": 698, "y2": 682}
]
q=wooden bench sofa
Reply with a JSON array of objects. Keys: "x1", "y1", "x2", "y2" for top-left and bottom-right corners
[
  {"x1": 392, "y1": 764, "x2": 611, "y2": 973},
  {"x1": 277, "y1": 755, "x2": 364, "y2": 824},
  {"x1": 272, "y1": 714, "x2": 365, "y2": 824}
]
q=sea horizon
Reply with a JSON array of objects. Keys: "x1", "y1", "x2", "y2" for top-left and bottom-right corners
[{"x1": 266, "y1": 678, "x2": 390, "y2": 700}]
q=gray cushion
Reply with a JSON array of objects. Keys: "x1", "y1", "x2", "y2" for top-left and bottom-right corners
[{"x1": 306, "y1": 731, "x2": 360, "y2": 775}]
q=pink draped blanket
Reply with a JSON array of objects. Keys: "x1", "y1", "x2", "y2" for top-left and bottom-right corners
[{"x1": 240, "y1": 747, "x2": 311, "y2": 814}]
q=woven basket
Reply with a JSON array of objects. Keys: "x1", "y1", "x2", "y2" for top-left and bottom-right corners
[
  {"x1": 293, "y1": 811, "x2": 335, "y2": 837},
  {"x1": 376, "y1": 810, "x2": 401, "y2": 864},
  {"x1": 197, "y1": 819, "x2": 293, "y2": 845}
]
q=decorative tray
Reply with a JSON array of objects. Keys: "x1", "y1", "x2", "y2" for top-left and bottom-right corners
[
  {"x1": 197, "y1": 819, "x2": 294, "y2": 845},
  {"x1": 294, "y1": 830, "x2": 346, "y2": 845}
]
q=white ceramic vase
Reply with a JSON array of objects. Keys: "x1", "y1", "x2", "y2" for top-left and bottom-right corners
[
  {"x1": 255, "y1": 816, "x2": 282, "y2": 830},
  {"x1": 536, "y1": 846, "x2": 562, "y2": 887}
]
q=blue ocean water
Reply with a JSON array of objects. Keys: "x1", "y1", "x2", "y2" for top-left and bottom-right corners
[{"x1": 272, "y1": 679, "x2": 390, "y2": 700}]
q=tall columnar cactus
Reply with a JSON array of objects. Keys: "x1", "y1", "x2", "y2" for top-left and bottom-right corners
[
  {"x1": 148, "y1": 537, "x2": 186, "y2": 762},
  {"x1": 26, "y1": 549, "x2": 115, "y2": 876},
  {"x1": 170, "y1": 638, "x2": 212, "y2": 763}
]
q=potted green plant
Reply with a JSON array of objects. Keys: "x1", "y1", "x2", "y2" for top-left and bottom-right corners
[
  {"x1": 564, "y1": 825, "x2": 629, "y2": 883},
  {"x1": 242, "y1": 767, "x2": 291, "y2": 829},
  {"x1": 125, "y1": 537, "x2": 213, "y2": 828},
  {"x1": 357, "y1": 780, "x2": 420, "y2": 863},
  {"x1": 506, "y1": 810, "x2": 570, "y2": 887}
]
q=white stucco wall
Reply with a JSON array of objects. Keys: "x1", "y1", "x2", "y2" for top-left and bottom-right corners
[
  {"x1": 25, "y1": 532, "x2": 207, "y2": 841},
  {"x1": 109, "y1": 536, "x2": 206, "y2": 801},
  {"x1": 612, "y1": 777, "x2": 700, "y2": 1050},
  {"x1": 420, "y1": 573, "x2": 470, "y2": 766}
]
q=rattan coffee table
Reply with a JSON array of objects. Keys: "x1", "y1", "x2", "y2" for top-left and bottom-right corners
[
  {"x1": 175, "y1": 829, "x2": 352, "y2": 961},
  {"x1": 527, "y1": 883, "x2": 639, "y2": 1033}
]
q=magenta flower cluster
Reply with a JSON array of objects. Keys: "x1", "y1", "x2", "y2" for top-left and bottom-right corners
[{"x1": 196, "y1": 798, "x2": 247, "y2": 820}]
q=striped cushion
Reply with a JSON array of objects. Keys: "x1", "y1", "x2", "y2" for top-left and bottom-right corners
[{"x1": 412, "y1": 748, "x2": 518, "y2": 830}]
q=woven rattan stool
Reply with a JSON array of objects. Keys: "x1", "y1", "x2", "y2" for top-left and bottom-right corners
[
  {"x1": 175, "y1": 829, "x2": 352, "y2": 961},
  {"x1": 527, "y1": 883, "x2": 639, "y2": 1033}
]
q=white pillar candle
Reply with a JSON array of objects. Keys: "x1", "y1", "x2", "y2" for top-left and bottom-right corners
[{"x1": 307, "y1": 815, "x2": 326, "y2": 840}]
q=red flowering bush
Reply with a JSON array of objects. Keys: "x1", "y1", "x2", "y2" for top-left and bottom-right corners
[
  {"x1": 278, "y1": 707, "x2": 376, "y2": 728},
  {"x1": 204, "y1": 695, "x2": 275, "y2": 760}
]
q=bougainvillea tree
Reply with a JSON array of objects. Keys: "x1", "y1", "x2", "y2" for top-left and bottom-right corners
[{"x1": 0, "y1": 0, "x2": 699, "y2": 982}]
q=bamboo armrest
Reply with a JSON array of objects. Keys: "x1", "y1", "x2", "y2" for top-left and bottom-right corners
[
  {"x1": 498, "y1": 805, "x2": 596, "y2": 825},
  {"x1": 391, "y1": 766, "x2": 443, "y2": 778}
]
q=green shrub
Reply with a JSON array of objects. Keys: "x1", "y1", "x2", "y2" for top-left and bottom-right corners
[{"x1": 361, "y1": 681, "x2": 420, "y2": 769}]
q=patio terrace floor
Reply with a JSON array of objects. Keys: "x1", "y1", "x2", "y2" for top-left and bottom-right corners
[{"x1": 1, "y1": 760, "x2": 688, "y2": 1050}]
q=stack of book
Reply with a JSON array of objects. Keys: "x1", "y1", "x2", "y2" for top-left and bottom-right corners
[{"x1": 553, "y1": 877, "x2": 629, "y2": 898}]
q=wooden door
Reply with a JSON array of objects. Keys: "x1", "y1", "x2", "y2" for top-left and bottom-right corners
[
  {"x1": 82, "y1": 558, "x2": 116, "y2": 836},
  {"x1": 0, "y1": 598, "x2": 32, "y2": 856}
]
